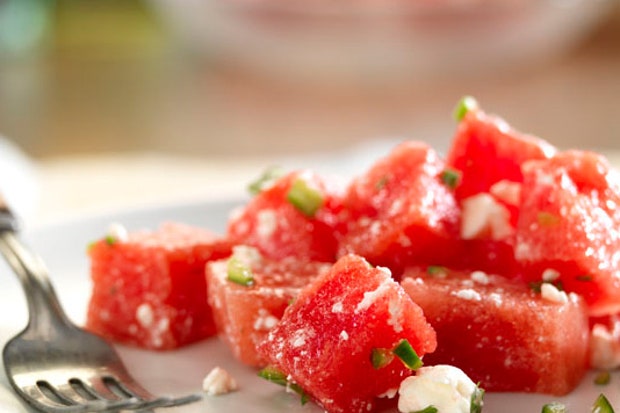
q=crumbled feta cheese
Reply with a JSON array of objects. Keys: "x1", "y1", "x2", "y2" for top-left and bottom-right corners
[
  {"x1": 540, "y1": 283, "x2": 568, "y2": 304},
  {"x1": 489, "y1": 293, "x2": 503, "y2": 307},
  {"x1": 331, "y1": 302, "x2": 344, "y2": 313},
  {"x1": 489, "y1": 180, "x2": 521, "y2": 206},
  {"x1": 398, "y1": 365, "x2": 478, "y2": 413},
  {"x1": 291, "y1": 328, "x2": 314, "y2": 348},
  {"x1": 356, "y1": 278, "x2": 392, "y2": 313},
  {"x1": 453, "y1": 289, "x2": 482, "y2": 301},
  {"x1": 135, "y1": 303, "x2": 154, "y2": 328},
  {"x1": 470, "y1": 271, "x2": 490, "y2": 285},
  {"x1": 541, "y1": 268, "x2": 560, "y2": 282},
  {"x1": 378, "y1": 388, "x2": 398, "y2": 399},
  {"x1": 590, "y1": 318, "x2": 620, "y2": 370},
  {"x1": 107, "y1": 222, "x2": 129, "y2": 243},
  {"x1": 256, "y1": 209, "x2": 278, "y2": 238},
  {"x1": 202, "y1": 367, "x2": 238, "y2": 396},
  {"x1": 387, "y1": 297, "x2": 404, "y2": 333},
  {"x1": 339, "y1": 330, "x2": 349, "y2": 341},
  {"x1": 460, "y1": 194, "x2": 513, "y2": 240}
]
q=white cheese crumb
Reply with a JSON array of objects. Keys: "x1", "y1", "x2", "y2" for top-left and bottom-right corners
[
  {"x1": 378, "y1": 388, "x2": 398, "y2": 399},
  {"x1": 489, "y1": 180, "x2": 521, "y2": 206},
  {"x1": 398, "y1": 365, "x2": 477, "y2": 413},
  {"x1": 339, "y1": 330, "x2": 349, "y2": 341},
  {"x1": 540, "y1": 283, "x2": 568, "y2": 304},
  {"x1": 541, "y1": 268, "x2": 560, "y2": 282},
  {"x1": 489, "y1": 293, "x2": 503, "y2": 307},
  {"x1": 590, "y1": 322, "x2": 620, "y2": 369},
  {"x1": 387, "y1": 297, "x2": 404, "y2": 333},
  {"x1": 256, "y1": 209, "x2": 278, "y2": 238},
  {"x1": 331, "y1": 302, "x2": 344, "y2": 313},
  {"x1": 107, "y1": 222, "x2": 129, "y2": 243},
  {"x1": 202, "y1": 367, "x2": 239, "y2": 396},
  {"x1": 135, "y1": 303, "x2": 154, "y2": 328},
  {"x1": 356, "y1": 278, "x2": 392, "y2": 313},
  {"x1": 453, "y1": 289, "x2": 482, "y2": 301},
  {"x1": 470, "y1": 271, "x2": 490, "y2": 285},
  {"x1": 460, "y1": 193, "x2": 513, "y2": 240}
]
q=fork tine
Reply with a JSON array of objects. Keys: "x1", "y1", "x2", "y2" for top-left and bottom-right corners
[
  {"x1": 108, "y1": 376, "x2": 204, "y2": 410},
  {"x1": 18, "y1": 383, "x2": 106, "y2": 413},
  {"x1": 81, "y1": 375, "x2": 203, "y2": 412}
]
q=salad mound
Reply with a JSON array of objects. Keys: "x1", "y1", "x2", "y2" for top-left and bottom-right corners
[{"x1": 85, "y1": 97, "x2": 620, "y2": 412}]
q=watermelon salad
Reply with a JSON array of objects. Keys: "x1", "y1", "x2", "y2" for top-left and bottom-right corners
[{"x1": 85, "y1": 97, "x2": 620, "y2": 413}]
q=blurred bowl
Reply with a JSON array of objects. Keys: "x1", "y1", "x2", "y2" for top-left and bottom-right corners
[{"x1": 151, "y1": 0, "x2": 613, "y2": 83}]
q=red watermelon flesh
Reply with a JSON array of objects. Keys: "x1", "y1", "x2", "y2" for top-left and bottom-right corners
[
  {"x1": 445, "y1": 108, "x2": 556, "y2": 202},
  {"x1": 515, "y1": 150, "x2": 620, "y2": 316},
  {"x1": 206, "y1": 246, "x2": 329, "y2": 367},
  {"x1": 86, "y1": 222, "x2": 232, "y2": 350},
  {"x1": 443, "y1": 105, "x2": 556, "y2": 275},
  {"x1": 227, "y1": 170, "x2": 346, "y2": 263},
  {"x1": 339, "y1": 141, "x2": 461, "y2": 276},
  {"x1": 257, "y1": 254, "x2": 437, "y2": 413},
  {"x1": 401, "y1": 266, "x2": 590, "y2": 395}
]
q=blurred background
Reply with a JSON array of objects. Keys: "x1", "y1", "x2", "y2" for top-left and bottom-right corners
[
  {"x1": 1, "y1": 0, "x2": 619, "y2": 158},
  {"x1": 0, "y1": 0, "x2": 618, "y2": 222}
]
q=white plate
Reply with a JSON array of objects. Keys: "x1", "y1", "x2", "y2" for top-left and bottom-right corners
[{"x1": 0, "y1": 199, "x2": 616, "y2": 412}]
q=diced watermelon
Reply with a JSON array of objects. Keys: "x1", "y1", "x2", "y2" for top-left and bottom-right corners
[
  {"x1": 206, "y1": 245, "x2": 329, "y2": 367},
  {"x1": 443, "y1": 100, "x2": 556, "y2": 276},
  {"x1": 445, "y1": 104, "x2": 556, "y2": 202},
  {"x1": 338, "y1": 141, "x2": 461, "y2": 276},
  {"x1": 227, "y1": 170, "x2": 346, "y2": 263},
  {"x1": 257, "y1": 254, "x2": 437, "y2": 413},
  {"x1": 401, "y1": 267, "x2": 590, "y2": 395},
  {"x1": 86, "y1": 222, "x2": 232, "y2": 350},
  {"x1": 514, "y1": 150, "x2": 620, "y2": 316}
]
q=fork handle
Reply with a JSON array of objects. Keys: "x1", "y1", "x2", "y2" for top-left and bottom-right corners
[
  {"x1": 0, "y1": 202, "x2": 72, "y2": 333},
  {"x1": 0, "y1": 195, "x2": 18, "y2": 232}
]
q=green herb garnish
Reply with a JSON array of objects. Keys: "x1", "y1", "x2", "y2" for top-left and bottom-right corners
[
  {"x1": 105, "y1": 235, "x2": 117, "y2": 246},
  {"x1": 370, "y1": 347, "x2": 394, "y2": 369},
  {"x1": 258, "y1": 367, "x2": 309, "y2": 405},
  {"x1": 537, "y1": 211, "x2": 561, "y2": 227},
  {"x1": 287, "y1": 178, "x2": 324, "y2": 217},
  {"x1": 453, "y1": 96, "x2": 479, "y2": 122},
  {"x1": 592, "y1": 393, "x2": 615, "y2": 413},
  {"x1": 427, "y1": 265, "x2": 448, "y2": 278},
  {"x1": 470, "y1": 383, "x2": 485, "y2": 413},
  {"x1": 393, "y1": 339, "x2": 422, "y2": 370},
  {"x1": 375, "y1": 175, "x2": 389, "y2": 190},
  {"x1": 595, "y1": 371, "x2": 611, "y2": 386},
  {"x1": 247, "y1": 166, "x2": 285, "y2": 195},
  {"x1": 412, "y1": 406, "x2": 438, "y2": 413},
  {"x1": 541, "y1": 402, "x2": 567, "y2": 413},
  {"x1": 227, "y1": 257, "x2": 254, "y2": 286},
  {"x1": 440, "y1": 168, "x2": 462, "y2": 190}
]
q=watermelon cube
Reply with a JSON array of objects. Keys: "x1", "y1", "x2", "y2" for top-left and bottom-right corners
[
  {"x1": 339, "y1": 141, "x2": 461, "y2": 276},
  {"x1": 444, "y1": 98, "x2": 556, "y2": 275},
  {"x1": 227, "y1": 169, "x2": 346, "y2": 263},
  {"x1": 86, "y1": 222, "x2": 232, "y2": 350},
  {"x1": 401, "y1": 267, "x2": 590, "y2": 395},
  {"x1": 257, "y1": 254, "x2": 437, "y2": 413},
  {"x1": 445, "y1": 99, "x2": 556, "y2": 202},
  {"x1": 515, "y1": 150, "x2": 620, "y2": 316},
  {"x1": 206, "y1": 245, "x2": 329, "y2": 367}
]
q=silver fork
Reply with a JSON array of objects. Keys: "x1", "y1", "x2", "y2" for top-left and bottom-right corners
[{"x1": 0, "y1": 199, "x2": 202, "y2": 412}]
